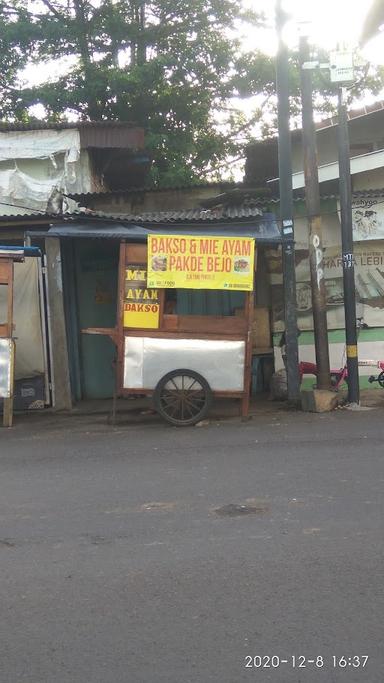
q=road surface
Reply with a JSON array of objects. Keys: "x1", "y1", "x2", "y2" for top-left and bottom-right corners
[{"x1": 0, "y1": 406, "x2": 383, "y2": 682}]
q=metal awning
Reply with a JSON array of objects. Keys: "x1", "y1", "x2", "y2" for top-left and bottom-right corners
[
  {"x1": 0, "y1": 245, "x2": 41, "y2": 258},
  {"x1": 27, "y1": 213, "x2": 282, "y2": 243}
]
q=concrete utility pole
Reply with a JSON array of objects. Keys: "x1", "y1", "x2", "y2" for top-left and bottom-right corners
[
  {"x1": 337, "y1": 85, "x2": 359, "y2": 404},
  {"x1": 300, "y1": 48, "x2": 359, "y2": 403},
  {"x1": 299, "y1": 35, "x2": 331, "y2": 389},
  {"x1": 275, "y1": 0, "x2": 301, "y2": 403}
]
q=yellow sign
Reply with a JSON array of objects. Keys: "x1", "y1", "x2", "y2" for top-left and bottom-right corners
[
  {"x1": 147, "y1": 235, "x2": 255, "y2": 290},
  {"x1": 124, "y1": 265, "x2": 160, "y2": 328}
]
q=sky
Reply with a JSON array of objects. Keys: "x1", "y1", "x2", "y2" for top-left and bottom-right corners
[
  {"x1": 24, "y1": 0, "x2": 384, "y2": 85},
  {"x1": 240, "y1": 0, "x2": 383, "y2": 59},
  {"x1": 24, "y1": 0, "x2": 384, "y2": 124}
]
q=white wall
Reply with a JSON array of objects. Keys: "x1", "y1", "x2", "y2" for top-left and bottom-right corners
[
  {"x1": 292, "y1": 109, "x2": 384, "y2": 175},
  {"x1": 352, "y1": 167, "x2": 384, "y2": 191}
]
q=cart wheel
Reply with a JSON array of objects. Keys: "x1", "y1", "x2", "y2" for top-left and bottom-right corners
[
  {"x1": 377, "y1": 371, "x2": 384, "y2": 388},
  {"x1": 154, "y1": 369, "x2": 212, "y2": 426}
]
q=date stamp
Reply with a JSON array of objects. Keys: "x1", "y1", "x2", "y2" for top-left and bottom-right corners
[{"x1": 244, "y1": 655, "x2": 369, "y2": 670}]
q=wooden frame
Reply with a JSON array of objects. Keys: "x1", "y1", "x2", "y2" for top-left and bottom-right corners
[
  {"x1": 0, "y1": 260, "x2": 14, "y2": 338},
  {"x1": 83, "y1": 239, "x2": 256, "y2": 419},
  {"x1": 0, "y1": 258, "x2": 15, "y2": 427}
]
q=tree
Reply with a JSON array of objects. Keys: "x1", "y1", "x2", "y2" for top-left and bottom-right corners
[
  {"x1": 0, "y1": 0, "x2": 266, "y2": 184},
  {"x1": 1, "y1": 1, "x2": 384, "y2": 185}
]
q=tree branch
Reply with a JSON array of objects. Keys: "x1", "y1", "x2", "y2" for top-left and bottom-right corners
[
  {"x1": 39, "y1": 0, "x2": 62, "y2": 19},
  {"x1": 194, "y1": 153, "x2": 244, "y2": 178}
]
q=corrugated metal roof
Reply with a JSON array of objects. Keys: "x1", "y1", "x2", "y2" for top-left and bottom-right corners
[
  {"x1": 290, "y1": 189, "x2": 384, "y2": 202},
  {"x1": 0, "y1": 120, "x2": 137, "y2": 132},
  {"x1": 65, "y1": 181, "x2": 250, "y2": 200},
  {"x1": 1, "y1": 188, "x2": 383, "y2": 225},
  {"x1": 349, "y1": 188, "x2": 384, "y2": 198},
  {"x1": 0, "y1": 121, "x2": 145, "y2": 151},
  {"x1": 247, "y1": 100, "x2": 384, "y2": 146},
  {"x1": 0, "y1": 212, "x2": 56, "y2": 223},
  {"x1": 69, "y1": 183, "x2": 384, "y2": 204},
  {"x1": 35, "y1": 214, "x2": 282, "y2": 242},
  {"x1": 62, "y1": 188, "x2": 384, "y2": 225},
  {"x1": 68, "y1": 204, "x2": 266, "y2": 224}
]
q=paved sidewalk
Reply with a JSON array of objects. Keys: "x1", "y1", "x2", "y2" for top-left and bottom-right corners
[{"x1": 3, "y1": 387, "x2": 383, "y2": 434}]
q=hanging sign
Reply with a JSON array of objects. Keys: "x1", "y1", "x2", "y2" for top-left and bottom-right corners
[
  {"x1": 147, "y1": 234, "x2": 255, "y2": 290},
  {"x1": 329, "y1": 51, "x2": 354, "y2": 83},
  {"x1": 124, "y1": 264, "x2": 160, "y2": 328}
]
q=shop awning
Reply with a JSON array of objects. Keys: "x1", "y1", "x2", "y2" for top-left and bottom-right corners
[{"x1": 28, "y1": 214, "x2": 282, "y2": 243}]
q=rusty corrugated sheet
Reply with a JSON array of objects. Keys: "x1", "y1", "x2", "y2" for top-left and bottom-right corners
[
  {"x1": 65, "y1": 182, "x2": 262, "y2": 200},
  {"x1": 68, "y1": 205, "x2": 266, "y2": 223},
  {"x1": 0, "y1": 121, "x2": 145, "y2": 150},
  {"x1": 79, "y1": 126, "x2": 144, "y2": 149},
  {"x1": 0, "y1": 121, "x2": 137, "y2": 131}
]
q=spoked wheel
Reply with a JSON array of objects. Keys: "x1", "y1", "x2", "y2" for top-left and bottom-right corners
[
  {"x1": 377, "y1": 371, "x2": 384, "y2": 388},
  {"x1": 154, "y1": 369, "x2": 212, "y2": 426}
]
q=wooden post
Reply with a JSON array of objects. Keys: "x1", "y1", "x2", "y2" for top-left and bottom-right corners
[
  {"x1": 241, "y1": 287, "x2": 254, "y2": 419},
  {"x1": 6, "y1": 260, "x2": 13, "y2": 337},
  {"x1": 45, "y1": 237, "x2": 72, "y2": 410},
  {"x1": 3, "y1": 339, "x2": 15, "y2": 428},
  {"x1": 0, "y1": 260, "x2": 14, "y2": 427},
  {"x1": 117, "y1": 241, "x2": 126, "y2": 395}
]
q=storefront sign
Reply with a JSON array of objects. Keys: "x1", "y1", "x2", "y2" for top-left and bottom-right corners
[
  {"x1": 124, "y1": 265, "x2": 159, "y2": 328},
  {"x1": 269, "y1": 241, "x2": 384, "y2": 330},
  {"x1": 147, "y1": 235, "x2": 255, "y2": 290},
  {"x1": 337, "y1": 197, "x2": 384, "y2": 241}
]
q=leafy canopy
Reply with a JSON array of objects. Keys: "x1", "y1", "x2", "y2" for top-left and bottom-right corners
[
  {"x1": 1, "y1": 1, "x2": 384, "y2": 184},
  {"x1": 0, "y1": 0, "x2": 269, "y2": 184}
]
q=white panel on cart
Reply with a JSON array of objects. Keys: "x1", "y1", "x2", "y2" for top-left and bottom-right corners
[
  {"x1": 124, "y1": 337, "x2": 245, "y2": 391},
  {"x1": 0, "y1": 338, "x2": 13, "y2": 398}
]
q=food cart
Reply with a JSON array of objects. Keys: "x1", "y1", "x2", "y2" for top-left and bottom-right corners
[
  {"x1": 0, "y1": 246, "x2": 41, "y2": 427},
  {"x1": 84, "y1": 232, "x2": 258, "y2": 425}
]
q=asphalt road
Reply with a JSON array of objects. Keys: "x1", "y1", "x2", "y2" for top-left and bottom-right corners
[{"x1": 0, "y1": 407, "x2": 383, "y2": 683}]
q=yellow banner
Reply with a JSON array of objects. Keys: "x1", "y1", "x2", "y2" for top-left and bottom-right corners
[
  {"x1": 124, "y1": 265, "x2": 160, "y2": 328},
  {"x1": 147, "y1": 235, "x2": 255, "y2": 290}
]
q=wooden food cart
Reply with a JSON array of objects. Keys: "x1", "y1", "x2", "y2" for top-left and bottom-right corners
[
  {"x1": 0, "y1": 246, "x2": 41, "y2": 427},
  {"x1": 85, "y1": 233, "x2": 257, "y2": 426}
]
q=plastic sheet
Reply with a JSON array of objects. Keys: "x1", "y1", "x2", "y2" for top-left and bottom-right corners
[{"x1": 0, "y1": 259, "x2": 45, "y2": 380}]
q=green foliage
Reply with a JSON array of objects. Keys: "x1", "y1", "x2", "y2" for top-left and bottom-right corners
[
  {"x1": 0, "y1": 2, "x2": 384, "y2": 184},
  {"x1": 0, "y1": 0, "x2": 267, "y2": 184}
]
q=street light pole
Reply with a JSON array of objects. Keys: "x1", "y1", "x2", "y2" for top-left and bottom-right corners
[
  {"x1": 337, "y1": 86, "x2": 359, "y2": 404},
  {"x1": 300, "y1": 49, "x2": 359, "y2": 403},
  {"x1": 299, "y1": 35, "x2": 331, "y2": 389},
  {"x1": 275, "y1": 0, "x2": 301, "y2": 403}
]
